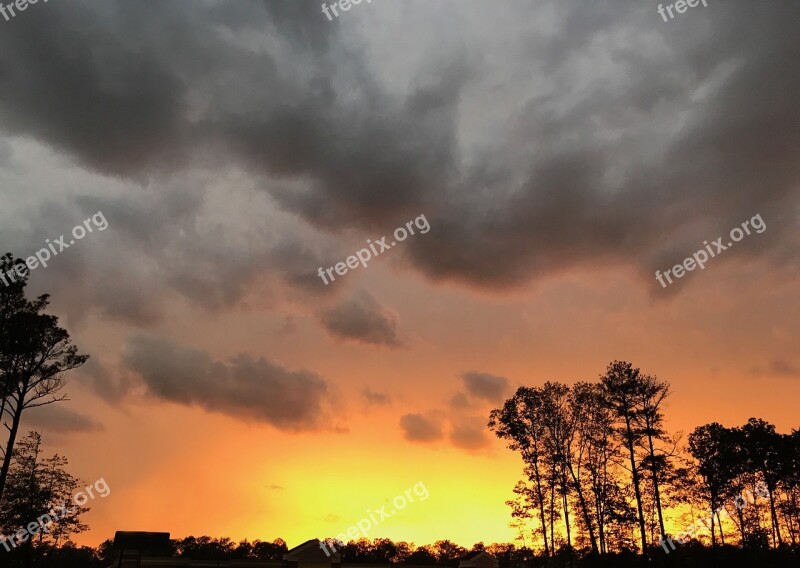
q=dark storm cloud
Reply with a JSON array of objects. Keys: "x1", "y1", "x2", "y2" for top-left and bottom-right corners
[
  {"x1": 123, "y1": 335, "x2": 333, "y2": 431},
  {"x1": 0, "y1": 0, "x2": 456, "y2": 231},
  {"x1": 399, "y1": 413, "x2": 443, "y2": 443},
  {"x1": 461, "y1": 372, "x2": 510, "y2": 403},
  {"x1": 0, "y1": 2, "x2": 190, "y2": 176},
  {"x1": 1, "y1": 0, "x2": 799, "y2": 293},
  {"x1": 320, "y1": 291, "x2": 405, "y2": 347},
  {"x1": 402, "y1": 1, "x2": 800, "y2": 289},
  {"x1": 10, "y1": 182, "x2": 340, "y2": 328}
]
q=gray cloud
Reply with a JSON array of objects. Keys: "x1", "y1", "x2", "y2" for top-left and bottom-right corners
[
  {"x1": 123, "y1": 335, "x2": 333, "y2": 432},
  {"x1": 362, "y1": 388, "x2": 391, "y2": 406},
  {"x1": 399, "y1": 413, "x2": 443, "y2": 443},
  {"x1": 749, "y1": 359, "x2": 800, "y2": 379},
  {"x1": 0, "y1": 0, "x2": 798, "y2": 305},
  {"x1": 5, "y1": 178, "x2": 341, "y2": 330},
  {"x1": 449, "y1": 392, "x2": 471, "y2": 409},
  {"x1": 75, "y1": 357, "x2": 135, "y2": 404},
  {"x1": 461, "y1": 371, "x2": 510, "y2": 403},
  {"x1": 449, "y1": 417, "x2": 490, "y2": 451},
  {"x1": 320, "y1": 291, "x2": 404, "y2": 347},
  {"x1": 22, "y1": 404, "x2": 104, "y2": 434}
]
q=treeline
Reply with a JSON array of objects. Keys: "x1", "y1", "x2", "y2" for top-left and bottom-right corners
[
  {"x1": 42, "y1": 535, "x2": 800, "y2": 568},
  {"x1": 18, "y1": 537, "x2": 544, "y2": 567},
  {"x1": 488, "y1": 361, "x2": 800, "y2": 561},
  {"x1": 19, "y1": 537, "x2": 524, "y2": 568},
  {"x1": 0, "y1": 536, "x2": 289, "y2": 568},
  {"x1": 689, "y1": 419, "x2": 800, "y2": 549}
]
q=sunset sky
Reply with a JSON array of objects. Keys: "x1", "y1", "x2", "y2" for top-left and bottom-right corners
[{"x1": 0, "y1": 0, "x2": 799, "y2": 551}]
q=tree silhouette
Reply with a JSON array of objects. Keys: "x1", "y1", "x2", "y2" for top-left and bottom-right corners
[
  {"x1": 0, "y1": 254, "x2": 88, "y2": 504},
  {"x1": 489, "y1": 387, "x2": 552, "y2": 558},
  {"x1": 741, "y1": 418, "x2": 785, "y2": 547},
  {"x1": 688, "y1": 422, "x2": 738, "y2": 548},
  {"x1": 0, "y1": 431, "x2": 89, "y2": 567},
  {"x1": 600, "y1": 361, "x2": 649, "y2": 556}
]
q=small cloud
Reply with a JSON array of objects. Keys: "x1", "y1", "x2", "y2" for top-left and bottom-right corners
[
  {"x1": 320, "y1": 291, "x2": 405, "y2": 348},
  {"x1": 461, "y1": 371, "x2": 510, "y2": 402},
  {"x1": 449, "y1": 392, "x2": 471, "y2": 409},
  {"x1": 399, "y1": 413, "x2": 443, "y2": 442},
  {"x1": 449, "y1": 417, "x2": 491, "y2": 451},
  {"x1": 23, "y1": 405, "x2": 104, "y2": 434},
  {"x1": 363, "y1": 387, "x2": 391, "y2": 406},
  {"x1": 265, "y1": 484, "x2": 284, "y2": 491},
  {"x1": 324, "y1": 514, "x2": 341, "y2": 523},
  {"x1": 749, "y1": 359, "x2": 800, "y2": 378}
]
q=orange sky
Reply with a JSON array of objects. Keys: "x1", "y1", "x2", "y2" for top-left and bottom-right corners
[{"x1": 33, "y1": 259, "x2": 798, "y2": 549}]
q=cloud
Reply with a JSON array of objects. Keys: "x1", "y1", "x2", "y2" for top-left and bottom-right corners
[
  {"x1": 320, "y1": 291, "x2": 405, "y2": 347},
  {"x1": 461, "y1": 371, "x2": 510, "y2": 402},
  {"x1": 749, "y1": 359, "x2": 800, "y2": 378},
  {"x1": 362, "y1": 388, "x2": 391, "y2": 406},
  {"x1": 449, "y1": 417, "x2": 490, "y2": 451},
  {"x1": 22, "y1": 404, "x2": 104, "y2": 434},
  {"x1": 123, "y1": 335, "x2": 334, "y2": 432},
  {"x1": 399, "y1": 413, "x2": 443, "y2": 443},
  {"x1": 449, "y1": 392, "x2": 471, "y2": 409},
  {"x1": 76, "y1": 357, "x2": 135, "y2": 404},
  {"x1": 0, "y1": 0, "x2": 797, "y2": 307}
]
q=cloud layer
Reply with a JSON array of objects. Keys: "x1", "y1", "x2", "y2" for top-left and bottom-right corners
[{"x1": 1, "y1": 0, "x2": 797, "y2": 307}]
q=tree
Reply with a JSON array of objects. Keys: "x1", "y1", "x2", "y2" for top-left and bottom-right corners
[
  {"x1": 634, "y1": 374, "x2": 671, "y2": 544},
  {"x1": 0, "y1": 431, "x2": 89, "y2": 567},
  {"x1": 741, "y1": 418, "x2": 785, "y2": 548},
  {"x1": 405, "y1": 544, "x2": 438, "y2": 565},
  {"x1": 688, "y1": 423, "x2": 739, "y2": 548},
  {"x1": 430, "y1": 540, "x2": 467, "y2": 566},
  {"x1": 506, "y1": 478, "x2": 536, "y2": 548},
  {"x1": 0, "y1": 255, "x2": 30, "y2": 462},
  {"x1": 175, "y1": 536, "x2": 235, "y2": 559},
  {"x1": 571, "y1": 381, "x2": 619, "y2": 554},
  {"x1": 489, "y1": 387, "x2": 552, "y2": 557},
  {"x1": 251, "y1": 538, "x2": 288, "y2": 559},
  {"x1": 0, "y1": 253, "x2": 88, "y2": 504},
  {"x1": 600, "y1": 361, "x2": 649, "y2": 555}
]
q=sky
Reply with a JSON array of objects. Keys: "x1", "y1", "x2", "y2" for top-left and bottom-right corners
[{"x1": 0, "y1": 0, "x2": 799, "y2": 550}]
